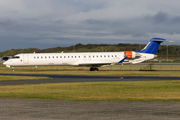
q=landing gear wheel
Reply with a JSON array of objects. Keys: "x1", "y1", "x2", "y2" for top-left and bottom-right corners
[
  {"x1": 89, "y1": 67, "x2": 99, "y2": 71},
  {"x1": 90, "y1": 67, "x2": 94, "y2": 71},
  {"x1": 12, "y1": 67, "x2": 15, "y2": 71},
  {"x1": 94, "y1": 68, "x2": 99, "y2": 71}
]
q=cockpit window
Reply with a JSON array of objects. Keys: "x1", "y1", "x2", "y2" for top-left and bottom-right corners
[
  {"x1": 12, "y1": 56, "x2": 20, "y2": 59},
  {"x1": 2, "y1": 57, "x2": 9, "y2": 61}
]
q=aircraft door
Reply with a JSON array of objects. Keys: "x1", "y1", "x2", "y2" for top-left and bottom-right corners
[{"x1": 23, "y1": 54, "x2": 29, "y2": 64}]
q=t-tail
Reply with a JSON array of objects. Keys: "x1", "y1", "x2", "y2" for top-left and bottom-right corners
[{"x1": 137, "y1": 38, "x2": 166, "y2": 54}]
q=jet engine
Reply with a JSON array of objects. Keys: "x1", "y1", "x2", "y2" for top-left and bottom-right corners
[{"x1": 122, "y1": 51, "x2": 140, "y2": 59}]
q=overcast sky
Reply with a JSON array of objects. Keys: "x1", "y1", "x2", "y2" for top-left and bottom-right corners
[{"x1": 0, "y1": 0, "x2": 180, "y2": 52}]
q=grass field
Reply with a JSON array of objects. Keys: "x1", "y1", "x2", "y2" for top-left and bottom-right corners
[
  {"x1": 0, "y1": 69, "x2": 180, "y2": 77},
  {"x1": 0, "y1": 76, "x2": 49, "y2": 81},
  {"x1": 0, "y1": 80, "x2": 180, "y2": 101},
  {"x1": 0, "y1": 63, "x2": 180, "y2": 101}
]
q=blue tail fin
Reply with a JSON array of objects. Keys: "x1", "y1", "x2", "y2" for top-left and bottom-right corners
[{"x1": 137, "y1": 38, "x2": 166, "y2": 54}]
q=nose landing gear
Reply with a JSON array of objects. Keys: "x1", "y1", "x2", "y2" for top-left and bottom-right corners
[{"x1": 12, "y1": 67, "x2": 15, "y2": 71}]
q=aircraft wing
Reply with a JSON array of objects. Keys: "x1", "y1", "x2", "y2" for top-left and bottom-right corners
[
  {"x1": 78, "y1": 57, "x2": 127, "y2": 67},
  {"x1": 78, "y1": 62, "x2": 112, "y2": 67}
]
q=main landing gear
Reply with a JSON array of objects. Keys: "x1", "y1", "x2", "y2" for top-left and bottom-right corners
[{"x1": 89, "y1": 67, "x2": 99, "y2": 71}]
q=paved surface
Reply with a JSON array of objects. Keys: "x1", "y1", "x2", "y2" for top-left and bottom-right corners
[
  {"x1": 0, "y1": 74, "x2": 180, "y2": 85},
  {"x1": 0, "y1": 98, "x2": 180, "y2": 120}
]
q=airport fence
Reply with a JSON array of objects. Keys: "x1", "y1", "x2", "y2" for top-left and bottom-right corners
[{"x1": 1, "y1": 61, "x2": 180, "y2": 71}]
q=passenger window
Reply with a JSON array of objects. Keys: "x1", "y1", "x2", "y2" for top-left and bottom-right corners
[
  {"x1": 34, "y1": 57, "x2": 36, "y2": 59},
  {"x1": 60, "y1": 56, "x2": 62, "y2": 58},
  {"x1": 56, "y1": 56, "x2": 58, "y2": 58},
  {"x1": 64, "y1": 56, "x2": 66, "y2": 58},
  {"x1": 71, "y1": 56, "x2": 73, "y2": 58},
  {"x1": 104, "y1": 55, "x2": 106, "y2": 57},
  {"x1": 78, "y1": 56, "x2": 80, "y2": 58},
  {"x1": 75, "y1": 56, "x2": 76, "y2": 58}
]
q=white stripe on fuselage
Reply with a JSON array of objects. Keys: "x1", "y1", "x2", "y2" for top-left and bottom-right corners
[{"x1": 4, "y1": 52, "x2": 125, "y2": 67}]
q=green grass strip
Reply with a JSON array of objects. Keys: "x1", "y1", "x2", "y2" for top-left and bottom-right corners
[
  {"x1": 0, "y1": 75, "x2": 49, "y2": 81},
  {"x1": 0, "y1": 69, "x2": 180, "y2": 77},
  {"x1": 0, "y1": 80, "x2": 180, "y2": 101}
]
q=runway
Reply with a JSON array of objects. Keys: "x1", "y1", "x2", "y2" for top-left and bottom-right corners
[
  {"x1": 1, "y1": 98, "x2": 180, "y2": 120},
  {"x1": 0, "y1": 73, "x2": 180, "y2": 85}
]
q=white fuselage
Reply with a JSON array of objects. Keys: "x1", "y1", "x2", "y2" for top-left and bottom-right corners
[{"x1": 3, "y1": 52, "x2": 126, "y2": 67}]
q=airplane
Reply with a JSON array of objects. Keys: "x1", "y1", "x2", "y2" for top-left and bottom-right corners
[{"x1": 3, "y1": 38, "x2": 166, "y2": 71}]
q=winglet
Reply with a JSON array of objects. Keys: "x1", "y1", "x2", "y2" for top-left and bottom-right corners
[{"x1": 118, "y1": 57, "x2": 127, "y2": 63}]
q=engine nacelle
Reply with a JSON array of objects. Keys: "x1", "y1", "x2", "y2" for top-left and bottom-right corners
[{"x1": 122, "y1": 51, "x2": 140, "y2": 59}]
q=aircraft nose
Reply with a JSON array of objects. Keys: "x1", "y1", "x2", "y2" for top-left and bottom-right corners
[
  {"x1": 3, "y1": 61, "x2": 11, "y2": 68},
  {"x1": 3, "y1": 61, "x2": 7, "y2": 65}
]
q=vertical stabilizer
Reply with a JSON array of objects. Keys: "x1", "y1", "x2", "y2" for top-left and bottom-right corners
[{"x1": 137, "y1": 38, "x2": 166, "y2": 54}]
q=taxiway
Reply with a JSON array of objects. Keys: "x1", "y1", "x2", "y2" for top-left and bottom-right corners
[{"x1": 0, "y1": 74, "x2": 180, "y2": 85}]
